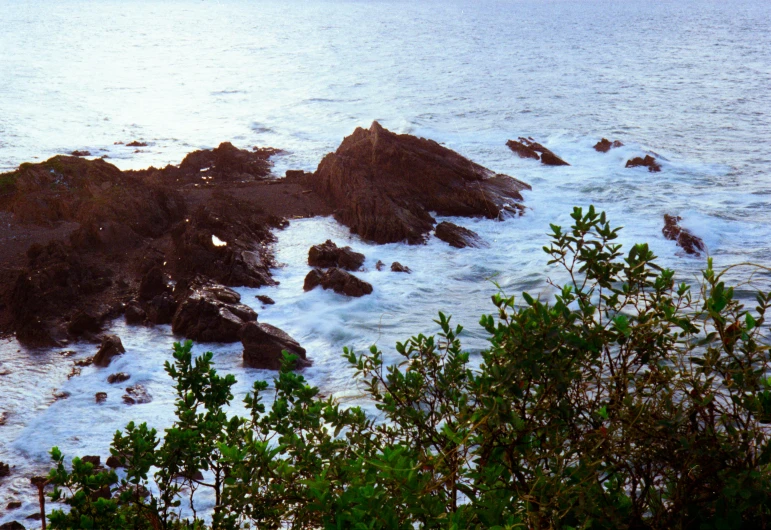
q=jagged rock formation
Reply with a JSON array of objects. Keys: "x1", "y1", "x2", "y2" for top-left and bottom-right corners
[
  {"x1": 626, "y1": 155, "x2": 661, "y2": 172},
  {"x1": 308, "y1": 240, "x2": 365, "y2": 270},
  {"x1": 171, "y1": 281, "x2": 257, "y2": 343},
  {"x1": 663, "y1": 215, "x2": 706, "y2": 256},
  {"x1": 304, "y1": 268, "x2": 373, "y2": 297},
  {"x1": 593, "y1": 138, "x2": 624, "y2": 153},
  {"x1": 311, "y1": 122, "x2": 529, "y2": 244},
  {"x1": 435, "y1": 222, "x2": 485, "y2": 249},
  {"x1": 240, "y1": 321, "x2": 310, "y2": 370}
]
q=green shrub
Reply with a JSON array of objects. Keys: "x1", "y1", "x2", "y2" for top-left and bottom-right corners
[{"x1": 47, "y1": 206, "x2": 771, "y2": 529}]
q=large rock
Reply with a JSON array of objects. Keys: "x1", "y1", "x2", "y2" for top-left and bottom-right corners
[
  {"x1": 240, "y1": 321, "x2": 310, "y2": 370},
  {"x1": 662, "y1": 215, "x2": 706, "y2": 256},
  {"x1": 0, "y1": 522, "x2": 25, "y2": 530},
  {"x1": 310, "y1": 122, "x2": 530, "y2": 244},
  {"x1": 138, "y1": 267, "x2": 172, "y2": 301},
  {"x1": 308, "y1": 240, "x2": 365, "y2": 270},
  {"x1": 434, "y1": 222, "x2": 485, "y2": 249},
  {"x1": 303, "y1": 268, "x2": 373, "y2": 297},
  {"x1": 626, "y1": 155, "x2": 661, "y2": 172},
  {"x1": 93, "y1": 335, "x2": 126, "y2": 367},
  {"x1": 593, "y1": 138, "x2": 624, "y2": 153},
  {"x1": 172, "y1": 282, "x2": 257, "y2": 342},
  {"x1": 506, "y1": 137, "x2": 570, "y2": 166},
  {"x1": 175, "y1": 142, "x2": 278, "y2": 184}
]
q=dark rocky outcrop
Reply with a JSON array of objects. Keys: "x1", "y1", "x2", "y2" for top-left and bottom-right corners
[
  {"x1": 663, "y1": 215, "x2": 706, "y2": 256},
  {"x1": 507, "y1": 137, "x2": 570, "y2": 166},
  {"x1": 303, "y1": 268, "x2": 373, "y2": 297},
  {"x1": 106, "y1": 456, "x2": 123, "y2": 468},
  {"x1": 138, "y1": 267, "x2": 172, "y2": 301},
  {"x1": 67, "y1": 310, "x2": 102, "y2": 336},
  {"x1": 375, "y1": 260, "x2": 385, "y2": 271},
  {"x1": 71, "y1": 150, "x2": 91, "y2": 157},
  {"x1": 81, "y1": 455, "x2": 101, "y2": 467},
  {"x1": 124, "y1": 300, "x2": 146, "y2": 324},
  {"x1": 593, "y1": 139, "x2": 624, "y2": 153},
  {"x1": 172, "y1": 142, "x2": 278, "y2": 184},
  {"x1": 435, "y1": 222, "x2": 485, "y2": 249},
  {"x1": 626, "y1": 155, "x2": 661, "y2": 172},
  {"x1": 171, "y1": 281, "x2": 257, "y2": 342},
  {"x1": 308, "y1": 240, "x2": 365, "y2": 270},
  {"x1": 0, "y1": 522, "x2": 25, "y2": 530},
  {"x1": 6, "y1": 501, "x2": 21, "y2": 510},
  {"x1": 93, "y1": 335, "x2": 125, "y2": 367},
  {"x1": 390, "y1": 262, "x2": 411, "y2": 273},
  {"x1": 107, "y1": 372, "x2": 130, "y2": 384},
  {"x1": 126, "y1": 141, "x2": 147, "y2": 147},
  {"x1": 0, "y1": 461, "x2": 10, "y2": 477},
  {"x1": 310, "y1": 122, "x2": 529, "y2": 244},
  {"x1": 240, "y1": 321, "x2": 310, "y2": 370},
  {"x1": 123, "y1": 384, "x2": 151, "y2": 405},
  {"x1": 95, "y1": 392, "x2": 107, "y2": 403},
  {"x1": 144, "y1": 292, "x2": 177, "y2": 325}
]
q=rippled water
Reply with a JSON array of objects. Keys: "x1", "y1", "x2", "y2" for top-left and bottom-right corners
[{"x1": 1, "y1": 0, "x2": 771, "y2": 522}]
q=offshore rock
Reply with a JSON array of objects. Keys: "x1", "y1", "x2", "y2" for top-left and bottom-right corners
[
  {"x1": 303, "y1": 268, "x2": 373, "y2": 297},
  {"x1": 435, "y1": 221, "x2": 485, "y2": 249},
  {"x1": 311, "y1": 122, "x2": 529, "y2": 244},
  {"x1": 240, "y1": 321, "x2": 310, "y2": 370},
  {"x1": 93, "y1": 335, "x2": 126, "y2": 367},
  {"x1": 390, "y1": 262, "x2": 411, "y2": 273},
  {"x1": 626, "y1": 155, "x2": 661, "y2": 172},
  {"x1": 122, "y1": 384, "x2": 152, "y2": 405},
  {"x1": 172, "y1": 282, "x2": 257, "y2": 342},
  {"x1": 663, "y1": 214, "x2": 706, "y2": 256},
  {"x1": 308, "y1": 240, "x2": 365, "y2": 270},
  {"x1": 593, "y1": 138, "x2": 624, "y2": 153},
  {"x1": 506, "y1": 137, "x2": 570, "y2": 166}
]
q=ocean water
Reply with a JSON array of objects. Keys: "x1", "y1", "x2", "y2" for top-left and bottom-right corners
[{"x1": 2, "y1": 0, "x2": 771, "y2": 521}]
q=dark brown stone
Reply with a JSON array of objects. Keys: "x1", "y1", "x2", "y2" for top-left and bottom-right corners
[
  {"x1": 81, "y1": 455, "x2": 101, "y2": 467},
  {"x1": 662, "y1": 215, "x2": 706, "y2": 256},
  {"x1": 126, "y1": 141, "x2": 147, "y2": 147},
  {"x1": 240, "y1": 321, "x2": 310, "y2": 370},
  {"x1": 256, "y1": 295, "x2": 275, "y2": 305},
  {"x1": 435, "y1": 222, "x2": 484, "y2": 249},
  {"x1": 390, "y1": 262, "x2": 411, "y2": 273},
  {"x1": 95, "y1": 392, "x2": 107, "y2": 403},
  {"x1": 93, "y1": 335, "x2": 125, "y2": 367},
  {"x1": 71, "y1": 150, "x2": 91, "y2": 157},
  {"x1": 171, "y1": 282, "x2": 257, "y2": 342},
  {"x1": 308, "y1": 240, "x2": 365, "y2": 270},
  {"x1": 375, "y1": 260, "x2": 385, "y2": 271},
  {"x1": 626, "y1": 155, "x2": 661, "y2": 172},
  {"x1": 138, "y1": 266, "x2": 171, "y2": 301},
  {"x1": 106, "y1": 455, "x2": 123, "y2": 468},
  {"x1": 303, "y1": 268, "x2": 373, "y2": 297},
  {"x1": 123, "y1": 384, "x2": 152, "y2": 405},
  {"x1": 67, "y1": 310, "x2": 102, "y2": 336},
  {"x1": 506, "y1": 137, "x2": 570, "y2": 166},
  {"x1": 0, "y1": 461, "x2": 10, "y2": 477},
  {"x1": 0, "y1": 521, "x2": 26, "y2": 530},
  {"x1": 310, "y1": 122, "x2": 529, "y2": 245},
  {"x1": 145, "y1": 292, "x2": 177, "y2": 325},
  {"x1": 107, "y1": 372, "x2": 130, "y2": 384},
  {"x1": 593, "y1": 138, "x2": 624, "y2": 153},
  {"x1": 124, "y1": 300, "x2": 146, "y2": 324},
  {"x1": 6, "y1": 501, "x2": 21, "y2": 510}
]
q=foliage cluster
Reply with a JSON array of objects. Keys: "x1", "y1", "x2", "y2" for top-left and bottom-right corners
[{"x1": 46, "y1": 207, "x2": 771, "y2": 529}]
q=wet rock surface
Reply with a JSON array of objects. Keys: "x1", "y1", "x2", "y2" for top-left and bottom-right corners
[
  {"x1": 308, "y1": 240, "x2": 365, "y2": 270},
  {"x1": 107, "y1": 372, "x2": 130, "y2": 384},
  {"x1": 93, "y1": 335, "x2": 125, "y2": 367},
  {"x1": 311, "y1": 121, "x2": 529, "y2": 244},
  {"x1": 171, "y1": 281, "x2": 257, "y2": 342},
  {"x1": 304, "y1": 268, "x2": 373, "y2": 297},
  {"x1": 435, "y1": 221, "x2": 485, "y2": 249},
  {"x1": 0, "y1": 461, "x2": 10, "y2": 477},
  {"x1": 626, "y1": 154, "x2": 661, "y2": 172},
  {"x1": 240, "y1": 321, "x2": 310, "y2": 370},
  {"x1": 390, "y1": 262, "x2": 411, "y2": 273},
  {"x1": 95, "y1": 392, "x2": 107, "y2": 403},
  {"x1": 123, "y1": 384, "x2": 152, "y2": 405},
  {"x1": 663, "y1": 214, "x2": 706, "y2": 256},
  {"x1": 0, "y1": 522, "x2": 25, "y2": 529},
  {"x1": 506, "y1": 137, "x2": 570, "y2": 166},
  {"x1": 593, "y1": 138, "x2": 624, "y2": 152},
  {"x1": 256, "y1": 294, "x2": 275, "y2": 305}
]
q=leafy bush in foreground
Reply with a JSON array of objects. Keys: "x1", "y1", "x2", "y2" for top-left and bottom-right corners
[{"x1": 47, "y1": 207, "x2": 771, "y2": 529}]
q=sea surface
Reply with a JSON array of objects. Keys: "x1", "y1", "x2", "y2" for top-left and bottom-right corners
[{"x1": 1, "y1": 0, "x2": 770, "y2": 522}]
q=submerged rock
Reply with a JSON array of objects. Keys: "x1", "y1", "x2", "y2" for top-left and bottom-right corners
[
  {"x1": 308, "y1": 240, "x2": 365, "y2": 270},
  {"x1": 122, "y1": 384, "x2": 152, "y2": 405},
  {"x1": 107, "y1": 372, "x2": 130, "y2": 384},
  {"x1": 256, "y1": 294, "x2": 275, "y2": 305},
  {"x1": 240, "y1": 321, "x2": 310, "y2": 370},
  {"x1": 390, "y1": 262, "x2": 411, "y2": 273},
  {"x1": 303, "y1": 268, "x2": 373, "y2": 297},
  {"x1": 626, "y1": 155, "x2": 661, "y2": 172},
  {"x1": 506, "y1": 137, "x2": 570, "y2": 166},
  {"x1": 593, "y1": 138, "x2": 624, "y2": 153},
  {"x1": 95, "y1": 392, "x2": 107, "y2": 403},
  {"x1": 435, "y1": 222, "x2": 485, "y2": 249},
  {"x1": 311, "y1": 122, "x2": 529, "y2": 244},
  {"x1": 172, "y1": 282, "x2": 257, "y2": 342},
  {"x1": 0, "y1": 461, "x2": 9, "y2": 478},
  {"x1": 71, "y1": 150, "x2": 91, "y2": 157},
  {"x1": 93, "y1": 335, "x2": 126, "y2": 367},
  {"x1": 662, "y1": 214, "x2": 706, "y2": 256}
]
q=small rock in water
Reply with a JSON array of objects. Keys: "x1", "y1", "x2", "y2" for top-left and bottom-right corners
[
  {"x1": 662, "y1": 214, "x2": 706, "y2": 256},
  {"x1": 126, "y1": 140, "x2": 148, "y2": 147},
  {"x1": 303, "y1": 268, "x2": 373, "y2": 297},
  {"x1": 106, "y1": 455, "x2": 123, "y2": 468},
  {"x1": 95, "y1": 392, "x2": 108, "y2": 403},
  {"x1": 308, "y1": 240, "x2": 365, "y2": 271},
  {"x1": 435, "y1": 222, "x2": 485, "y2": 249},
  {"x1": 93, "y1": 335, "x2": 125, "y2": 367},
  {"x1": 506, "y1": 137, "x2": 570, "y2": 166},
  {"x1": 256, "y1": 294, "x2": 275, "y2": 305},
  {"x1": 240, "y1": 322, "x2": 310, "y2": 370},
  {"x1": 593, "y1": 138, "x2": 624, "y2": 153},
  {"x1": 0, "y1": 412, "x2": 8, "y2": 426},
  {"x1": 123, "y1": 384, "x2": 151, "y2": 405},
  {"x1": 71, "y1": 150, "x2": 91, "y2": 157},
  {"x1": 375, "y1": 260, "x2": 385, "y2": 271},
  {"x1": 52, "y1": 390, "x2": 71, "y2": 401},
  {"x1": 107, "y1": 372, "x2": 130, "y2": 384},
  {"x1": 6, "y1": 501, "x2": 22, "y2": 510},
  {"x1": 390, "y1": 262, "x2": 411, "y2": 273},
  {"x1": 626, "y1": 154, "x2": 661, "y2": 172},
  {"x1": 0, "y1": 461, "x2": 10, "y2": 477},
  {"x1": 0, "y1": 522, "x2": 25, "y2": 530}
]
